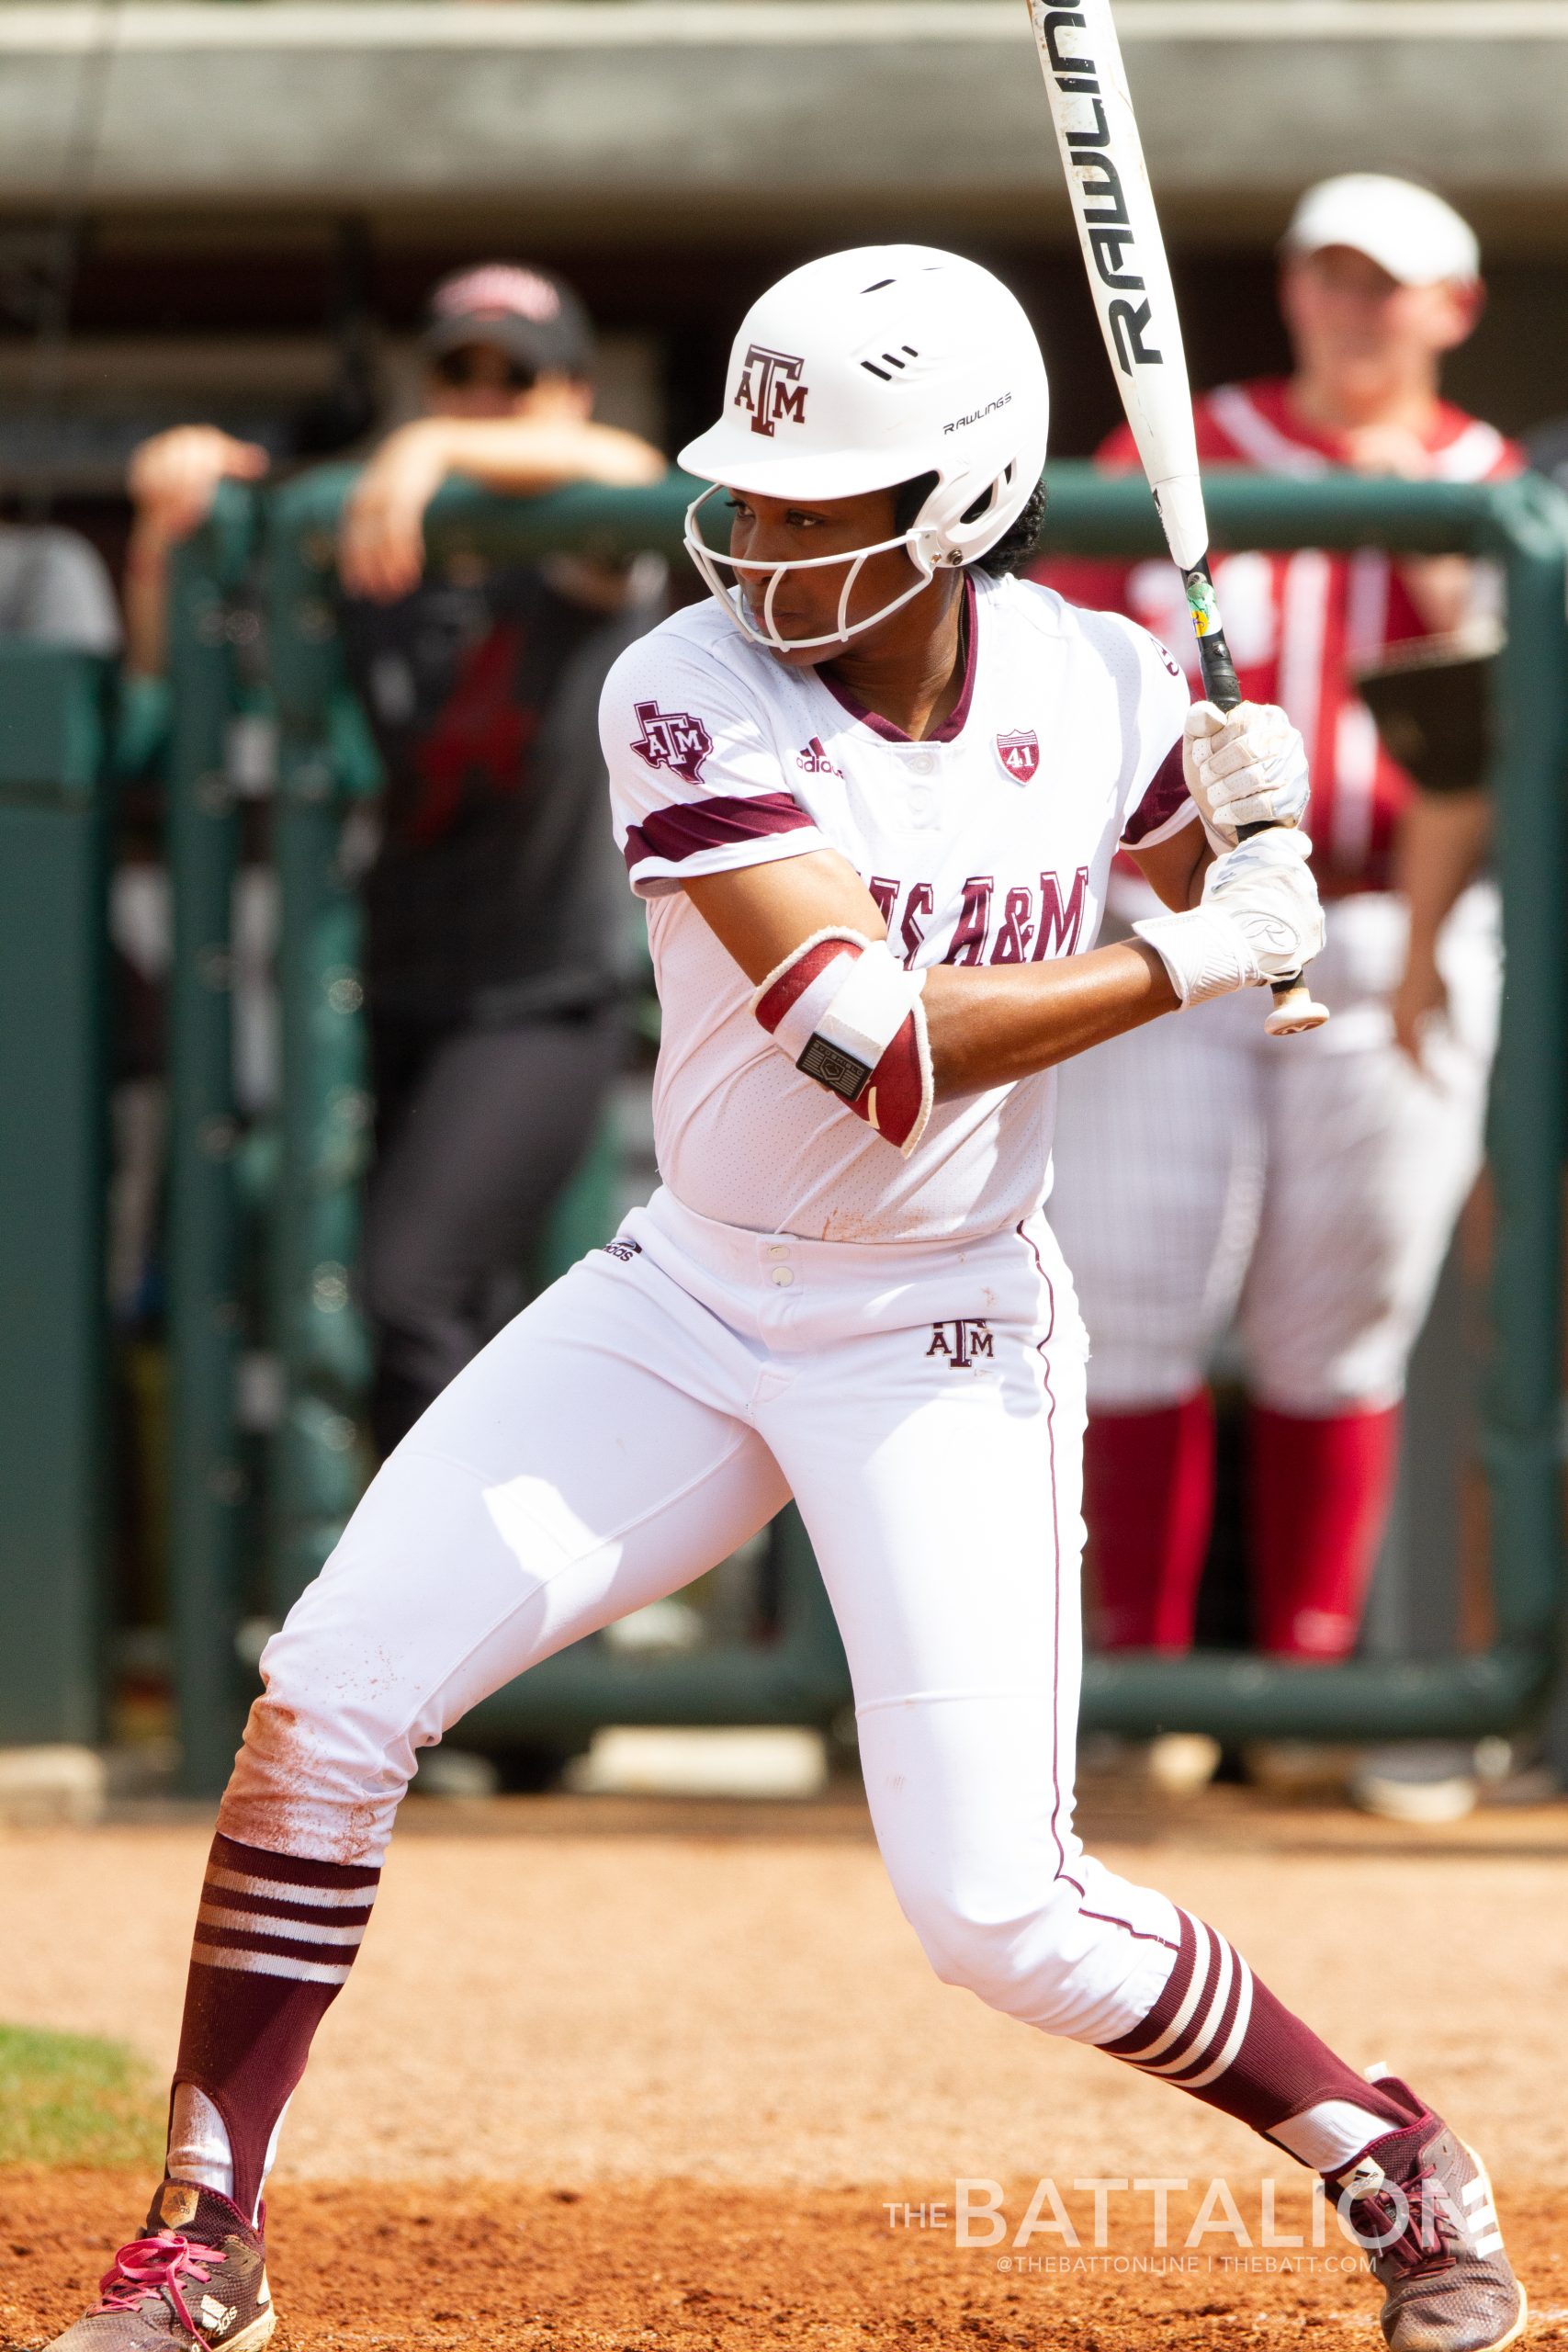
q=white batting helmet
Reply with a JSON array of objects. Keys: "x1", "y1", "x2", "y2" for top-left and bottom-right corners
[{"x1": 679, "y1": 245, "x2": 1050, "y2": 651}]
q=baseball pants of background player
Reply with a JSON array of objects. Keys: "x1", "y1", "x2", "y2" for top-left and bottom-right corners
[
  {"x1": 1048, "y1": 883, "x2": 1499, "y2": 1656},
  {"x1": 171, "y1": 1185, "x2": 1419, "y2": 2219},
  {"x1": 361, "y1": 1002, "x2": 625, "y2": 1459}
]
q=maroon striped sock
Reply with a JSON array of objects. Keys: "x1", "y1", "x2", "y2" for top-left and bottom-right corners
[
  {"x1": 1099, "y1": 1909, "x2": 1420, "y2": 2146},
  {"x1": 173, "y1": 1831, "x2": 381, "y2": 2216}
]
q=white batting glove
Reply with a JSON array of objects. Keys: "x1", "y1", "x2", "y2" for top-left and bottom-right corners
[
  {"x1": 1134, "y1": 831, "x2": 1325, "y2": 1009},
  {"x1": 1182, "y1": 699, "x2": 1310, "y2": 851}
]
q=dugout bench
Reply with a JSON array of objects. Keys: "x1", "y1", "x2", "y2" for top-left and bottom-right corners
[{"x1": 4, "y1": 468, "x2": 1564, "y2": 1792}]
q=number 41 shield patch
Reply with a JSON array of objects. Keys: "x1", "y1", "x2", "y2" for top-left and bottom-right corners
[{"x1": 996, "y1": 729, "x2": 1040, "y2": 784}]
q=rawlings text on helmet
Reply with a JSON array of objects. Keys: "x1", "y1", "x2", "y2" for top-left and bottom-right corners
[{"x1": 944, "y1": 392, "x2": 1013, "y2": 435}]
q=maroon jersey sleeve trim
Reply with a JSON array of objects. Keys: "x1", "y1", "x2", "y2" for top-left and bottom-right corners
[
  {"x1": 1120, "y1": 740, "x2": 1194, "y2": 849},
  {"x1": 623, "y1": 789, "x2": 818, "y2": 873}
]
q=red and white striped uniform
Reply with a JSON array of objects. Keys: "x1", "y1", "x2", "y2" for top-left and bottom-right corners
[
  {"x1": 1043, "y1": 379, "x2": 1521, "y2": 891},
  {"x1": 1043, "y1": 379, "x2": 1516, "y2": 1665}
]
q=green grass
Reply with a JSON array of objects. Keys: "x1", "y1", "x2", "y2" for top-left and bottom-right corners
[{"x1": 0, "y1": 2023, "x2": 164, "y2": 2168}]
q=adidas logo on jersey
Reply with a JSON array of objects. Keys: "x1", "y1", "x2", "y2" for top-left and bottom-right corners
[{"x1": 796, "y1": 737, "x2": 842, "y2": 777}]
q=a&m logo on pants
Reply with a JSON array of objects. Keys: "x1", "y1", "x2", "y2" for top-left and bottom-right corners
[{"x1": 927, "y1": 1318, "x2": 994, "y2": 1369}]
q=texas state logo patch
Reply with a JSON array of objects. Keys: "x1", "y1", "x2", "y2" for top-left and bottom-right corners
[
  {"x1": 995, "y1": 729, "x2": 1040, "y2": 785},
  {"x1": 631, "y1": 699, "x2": 714, "y2": 786}
]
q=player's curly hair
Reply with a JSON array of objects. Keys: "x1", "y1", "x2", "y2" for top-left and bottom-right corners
[{"x1": 893, "y1": 471, "x2": 1048, "y2": 578}]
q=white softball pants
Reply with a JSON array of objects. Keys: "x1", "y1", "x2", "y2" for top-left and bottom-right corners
[
  {"x1": 224, "y1": 1186, "x2": 1183, "y2": 2049},
  {"x1": 1047, "y1": 884, "x2": 1499, "y2": 1415}
]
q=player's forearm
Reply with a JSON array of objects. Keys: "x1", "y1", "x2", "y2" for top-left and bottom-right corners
[
  {"x1": 122, "y1": 521, "x2": 174, "y2": 679},
  {"x1": 438, "y1": 417, "x2": 666, "y2": 494},
  {"x1": 923, "y1": 941, "x2": 1178, "y2": 1097},
  {"x1": 1130, "y1": 816, "x2": 1215, "y2": 911},
  {"x1": 1395, "y1": 787, "x2": 1491, "y2": 958}
]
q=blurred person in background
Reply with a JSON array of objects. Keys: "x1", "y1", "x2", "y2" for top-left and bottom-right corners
[
  {"x1": 125, "y1": 263, "x2": 666, "y2": 1456},
  {"x1": 0, "y1": 514, "x2": 120, "y2": 652},
  {"x1": 1039, "y1": 177, "x2": 1518, "y2": 1807},
  {"x1": 0, "y1": 515, "x2": 133, "y2": 1275}
]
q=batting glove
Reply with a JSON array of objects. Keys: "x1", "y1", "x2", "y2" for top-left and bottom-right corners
[
  {"x1": 1134, "y1": 830, "x2": 1325, "y2": 1008},
  {"x1": 1182, "y1": 698, "x2": 1310, "y2": 851}
]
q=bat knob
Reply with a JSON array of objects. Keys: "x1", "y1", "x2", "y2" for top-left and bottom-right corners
[{"x1": 1264, "y1": 978, "x2": 1330, "y2": 1037}]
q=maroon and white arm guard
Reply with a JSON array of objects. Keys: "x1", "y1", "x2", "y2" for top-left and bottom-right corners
[{"x1": 752, "y1": 928, "x2": 933, "y2": 1156}]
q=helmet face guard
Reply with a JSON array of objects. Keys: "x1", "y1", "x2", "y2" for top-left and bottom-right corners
[{"x1": 683, "y1": 486, "x2": 940, "y2": 655}]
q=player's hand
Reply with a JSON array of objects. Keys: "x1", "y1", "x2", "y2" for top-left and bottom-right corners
[
  {"x1": 1201, "y1": 829, "x2": 1325, "y2": 984},
  {"x1": 1182, "y1": 700, "x2": 1309, "y2": 850},
  {"x1": 1340, "y1": 420, "x2": 1438, "y2": 481},
  {"x1": 127, "y1": 426, "x2": 270, "y2": 546},
  {"x1": 338, "y1": 420, "x2": 456, "y2": 603},
  {"x1": 1391, "y1": 946, "x2": 1450, "y2": 1069},
  {"x1": 1134, "y1": 831, "x2": 1324, "y2": 1008}
]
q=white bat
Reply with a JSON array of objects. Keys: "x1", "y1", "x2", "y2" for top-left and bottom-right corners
[{"x1": 1030, "y1": 0, "x2": 1328, "y2": 1035}]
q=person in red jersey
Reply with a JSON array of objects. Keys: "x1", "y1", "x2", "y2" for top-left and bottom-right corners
[{"x1": 1040, "y1": 175, "x2": 1519, "y2": 1695}]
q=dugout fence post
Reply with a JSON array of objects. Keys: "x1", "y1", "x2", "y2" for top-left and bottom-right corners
[
  {"x1": 165, "y1": 497, "x2": 259, "y2": 1793},
  {"x1": 1475, "y1": 474, "x2": 1568, "y2": 1655},
  {"x1": 264, "y1": 489, "x2": 374, "y2": 1618},
  {"x1": 0, "y1": 646, "x2": 112, "y2": 1747}
]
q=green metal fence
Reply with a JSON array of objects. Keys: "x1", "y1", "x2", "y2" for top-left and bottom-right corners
[
  {"x1": 0, "y1": 645, "x2": 113, "y2": 1747},
  {"x1": 164, "y1": 503, "x2": 263, "y2": 1789},
  {"x1": 122, "y1": 464, "x2": 1568, "y2": 1775}
]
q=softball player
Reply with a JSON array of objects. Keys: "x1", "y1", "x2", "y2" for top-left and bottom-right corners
[
  {"x1": 50, "y1": 249, "x2": 1521, "y2": 2352},
  {"x1": 1042, "y1": 177, "x2": 1519, "y2": 1670}
]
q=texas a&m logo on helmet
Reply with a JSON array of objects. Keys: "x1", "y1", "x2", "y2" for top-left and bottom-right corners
[
  {"x1": 734, "y1": 345, "x2": 809, "y2": 438},
  {"x1": 631, "y1": 699, "x2": 714, "y2": 786},
  {"x1": 995, "y1": 729, "x2": 1040, "y2": 785}
]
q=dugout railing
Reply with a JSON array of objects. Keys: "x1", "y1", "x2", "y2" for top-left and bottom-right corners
[{"x1": 150, "y1": 464, "x2": 1568, "y2": 1791}]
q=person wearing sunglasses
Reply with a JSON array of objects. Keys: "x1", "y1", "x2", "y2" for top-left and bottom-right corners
[{"x1": 124, "y1": 262, "x2": 667, "y2": 1456}]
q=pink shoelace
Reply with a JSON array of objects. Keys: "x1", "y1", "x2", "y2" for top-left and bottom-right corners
[
  {"x1": 1353, "y1": 2164, "x2": 1464, "y2": 2276},
  {"x1": 94, "y1": 2231, "x2": 220, "y2": 2332}
]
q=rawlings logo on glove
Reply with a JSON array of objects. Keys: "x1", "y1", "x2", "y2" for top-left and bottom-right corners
[{"x1": 1133, "y1": 830, "x2": 1326, "y2": 1010}]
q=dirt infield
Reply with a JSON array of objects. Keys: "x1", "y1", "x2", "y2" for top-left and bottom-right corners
[
  {"x1": 4, "y1": 1786, "x2": 1567, "y2": 2351},
  {"x1": 3, "y1": 2171, "x2": 1563, "y2": 2352}
]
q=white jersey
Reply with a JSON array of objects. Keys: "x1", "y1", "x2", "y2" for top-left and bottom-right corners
[{"x1": 599, "y1": 571, "x2": 1192, "y2": 1244}]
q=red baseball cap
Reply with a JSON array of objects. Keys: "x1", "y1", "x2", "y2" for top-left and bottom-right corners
[{"x1": 421, "y1": 263, "x2": 595, "y2": 378}]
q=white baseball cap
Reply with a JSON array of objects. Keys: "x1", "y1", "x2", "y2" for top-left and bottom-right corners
[{"x1": 1281, "y1": 175, "x2": 1480, "y2": 287}]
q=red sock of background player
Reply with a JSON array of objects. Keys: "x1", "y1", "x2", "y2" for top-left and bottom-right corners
[
  {"x1": 1100, "y1": 1905, "x2": 1432, "y2": 2170},
  {"x1": 1248, "y1": 1403, "x2": 1403, "y2": 1659},
  {"x1": 164, "y1": 1830, "x2": 380, "y2": 2222},
  {"x1": 1083, "y1": 1394, "x2": 1215, "y2": 1651}
]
